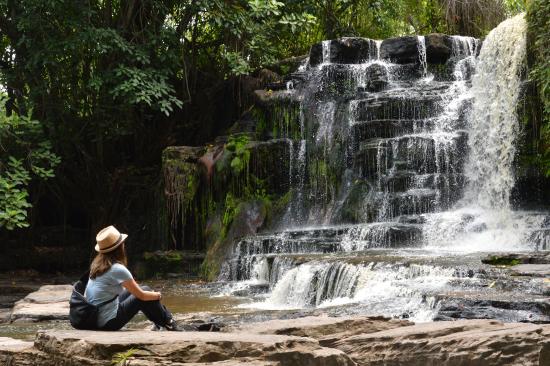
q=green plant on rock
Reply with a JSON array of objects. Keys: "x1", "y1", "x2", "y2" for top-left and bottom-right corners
[
  {"x1": 226, "y1": 135, "x2": 251, "y2": 175},
  {"x1": 0, "y1": 96, "x2": 60, "y2": 230},
  {"x1": 111, "y1": 348, "x2": 137, "y2": 366},
  {"x1": 526, "y1": 0, "x2": 550, "y2": 176},
  {"x1": 222, "y1": 192, "x2": 240, "y2": 238}
]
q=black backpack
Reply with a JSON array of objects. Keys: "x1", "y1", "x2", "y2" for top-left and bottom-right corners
[{"x1": 69, "y1": 272, "x2": 117, "y2": 330}]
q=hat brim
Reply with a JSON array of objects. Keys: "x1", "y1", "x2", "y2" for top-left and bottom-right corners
[{"x1": 95, "y1": 233, "x2": 128, "y2": 253}]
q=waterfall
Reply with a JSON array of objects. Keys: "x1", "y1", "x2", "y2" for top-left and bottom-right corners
[
  {"x1": 322, "y1": 40, "x2": 331, "y2": 65},
  {"x1": 423, "y1": 14, "x2": 549, "y2": 251},
  {"x1": 242, "y1": 262, "x2": 455, "y2": 322},
  {"x1": 417, "y1": 36, "x2": 428, "y2": 78},
  {"x1": 218, "y1": 16, "x2": 549, "y2": 322},
  {"x1": 461, "y1": 14, "x2": 527, "y2": 211}
]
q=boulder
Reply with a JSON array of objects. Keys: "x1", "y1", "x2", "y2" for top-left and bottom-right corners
[
  {"x1": 10, "y1": 285, "x2": 71, "y2": 322},
  {"x1": 333, "y1": 319, "x2": 550, "y2": 366},
  {"x1": 333, "y1": 38, "x2": 373, "y2": 64},
  {"x1": 425, "y1": 34, "x2": 453, "y2": 64},
  {"x1": 309, "y1": 38, "x2": 374, "y2": 66},
  {"x1": 380, "y1": 36, "x2": 419, "y2": 64},
  {"x1": 364, "y1": 63, "x2": 389, "y2": 92}
]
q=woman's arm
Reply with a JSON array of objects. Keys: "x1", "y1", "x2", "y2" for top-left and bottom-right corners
[{"x1": 122, "y1": 279, "x2": 161, "y2": 301}]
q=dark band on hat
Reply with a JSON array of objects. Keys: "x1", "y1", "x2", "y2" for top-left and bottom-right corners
[{"x1": 101, "y1": 234, "x2": 123, "y2": 251}]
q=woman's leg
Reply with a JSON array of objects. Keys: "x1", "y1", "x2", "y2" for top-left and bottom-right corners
[{"x1": 101, "y1": 286, "x2": 172, "y2": 331}]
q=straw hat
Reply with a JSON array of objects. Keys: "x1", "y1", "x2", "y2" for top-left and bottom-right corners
[{"x1": 95, "y1": 225, "x2": 128, "y2": 253}]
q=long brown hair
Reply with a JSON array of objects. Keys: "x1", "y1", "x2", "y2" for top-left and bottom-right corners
[{"x1": 90, "y1": 243, "x2": 128, "y2": 279}]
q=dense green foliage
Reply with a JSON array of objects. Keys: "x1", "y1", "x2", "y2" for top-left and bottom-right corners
[
  {"x1": 526, "y1": 0, "x2": 550, "y2": 176},
  {"x1": 0, "y1": 96, "x2": 60, "y2": 230},
  {"x1": 0, "y1": 0, "x2": 532, "y2": 260}
]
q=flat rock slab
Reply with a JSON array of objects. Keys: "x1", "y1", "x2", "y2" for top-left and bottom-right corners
[
  {"x1": 511, "y1": 264, "x2": 550, "y2": 277},
  {"x1": 4, "y1": 316, "x2": 550, "y2": 365},
  {"x1": 0, "y1": 336, "x2": 50, "y2": 366},
  {"x1": 334, "y1": 319, "x2": 550, "y2": 366},
  {"x1": 234, "y1": 315, "x2": 412, "y2": 346},
  {"x1": 34, "y1": 329, "x2": 356, "y2": 366},
  {"x1": 0, "y1": 336, "x2": 33, "y2": 351},
  {"x1": 10, "y1": 284, "x2": 71, "y2": 322}
]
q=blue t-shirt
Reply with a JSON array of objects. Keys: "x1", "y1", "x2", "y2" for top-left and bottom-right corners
[{"x1": 85, "y1": 263, "x2": 133, "y2": 327}]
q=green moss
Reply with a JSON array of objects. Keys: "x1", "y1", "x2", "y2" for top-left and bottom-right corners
[
  {"x1": 482, "y1": 256, "x2": 522, "y2": 266},
  {"x1": 526, "y1": 0, "x2": 550, "y2": 176},
  {"x1": 226, "y1": 134, "x2": 251, "y2": 175},
  {"x1": 340, "y1": 180, "x2": 370, "y2": 223},
  {"x1": 253, "y1": 100, "x2": 301, "y2": 139}
]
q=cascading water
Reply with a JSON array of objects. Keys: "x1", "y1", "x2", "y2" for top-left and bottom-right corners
[
  {"x1": 463, "y1": 14, "x2": 526, "y2": 210},
  {"x1": 424, "y1": 14, "x2": 548, "y2": 251},
  {"x1": 219, "y1": 15, "x2": 549, "y2": 322}
]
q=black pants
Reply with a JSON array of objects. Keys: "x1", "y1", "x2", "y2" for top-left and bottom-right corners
[{"x1": 101, "y1": 285, "x2": 172, "y2": 331}]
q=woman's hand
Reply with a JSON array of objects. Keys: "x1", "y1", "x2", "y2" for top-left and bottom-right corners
[{"x1": 122, "y1": 279, "x2": 162, "y2": 301}]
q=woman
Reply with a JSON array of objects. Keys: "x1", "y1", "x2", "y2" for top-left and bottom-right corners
[{"x1": 85, "y1": 225, "x2": 181, "y2": 331}]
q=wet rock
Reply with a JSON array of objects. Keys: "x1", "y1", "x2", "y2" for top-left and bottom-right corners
[
  {"x1": 425, "y1": 34, "x2": 453, "y2": 64},
  {"x1": 339, "y1": 180, "x2": 370, "y2": 223},
  {"x1": 434, "y1": 297, "x2": 550, "y2": 323},
  {"x1": 259, "y1": 68, "x2": 282, "y2": 85},
  {"x1": 253, "y1": 89, "x2": 297, "y2": 105},
  {"x1": 10, "y1": 285, "x2": 71, "y2": 322},
  {"x1": 333, "y1": 38, "x2": 373, "y2": 64},
  {"x1": 308, "y1": 42, "x2": 324, "y2": 67},
  {"x1": 398, "y1": 215, "x2": 427, "y2": 225},
  {"x1": 227, "y1": 112, "x2": 259, "y2": 135},
  {"x1": 482, "y1": 252, "x2": 550, "y2": 265},
  {"x1": 510, "y1": 264, "x2": 550, "y2": 277},
  {"x1": 309, "y1": 38, "x2": 376, "y2": 67},
  {"x1": 380, "y1": 36, "x2": 419, "y2": 64},
  {"x1": 364, "y1": 63, "x2": 389, "y2": 92},
  {"x1": 163, "y1": 146, "x2": 205, "y2": 245},
  {"x1": 203, "y1": 198, "x2": 271, "y2": 280},
  {"x1": 334, "y1": 319, "x2": 550, "y2": 366},
  {"x1": 248, "y1": 139, "x2": 291, "y2": 194}
]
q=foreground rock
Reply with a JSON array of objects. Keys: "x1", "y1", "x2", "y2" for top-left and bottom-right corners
[
  {"x1": 2, "y1": 316, "x2": 549, "y2": 365},
  {"x1": 10, "y1": 284, "x2": 71, "y2": 322},
  {"x1": 21, "y1": 329, "x2": 354, "y2": 366},
  {"x1": 334, "y1": 319, "x2": 550, "y2": 366}
]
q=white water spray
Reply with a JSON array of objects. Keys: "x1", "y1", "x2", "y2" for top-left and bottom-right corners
[
  {"x1": 417, "y1": 36, "x2": 428, "y2": 78},
  {"x1": 462, "y1": 14, "x2": 527, "y2": 210},
  {"x1": 424, "y1": 14, "x2": 547, "y2": 251}
]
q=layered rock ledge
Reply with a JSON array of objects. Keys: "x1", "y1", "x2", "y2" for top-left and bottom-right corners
[
  {"x1": 9, "y1": 284, "x2": 71, "y2": 322},
  {"x1": 2, "y1": 316, "x2": 549, "y2": 365}
]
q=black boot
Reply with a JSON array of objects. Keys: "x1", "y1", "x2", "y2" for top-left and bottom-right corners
[{"x1": 164, "y1": 318, "x2": 183, "y2": 331}]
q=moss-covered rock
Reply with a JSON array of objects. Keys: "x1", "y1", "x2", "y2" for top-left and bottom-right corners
[
  {"x1": 201, "y1": 199, "x2": 269, "y2": 281},
  {"x1": 339, "y1": 180, "x2": 370, "y2": 223},
  {"x1": 482, "y1": 256, "x2": 522, "y2": 266},
  {"x1": 482, "y1": 253, "x2": 550, "y2": 266},
  {"x1": 134, "y1": 250, "x2": 205, "y2": 279}
]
